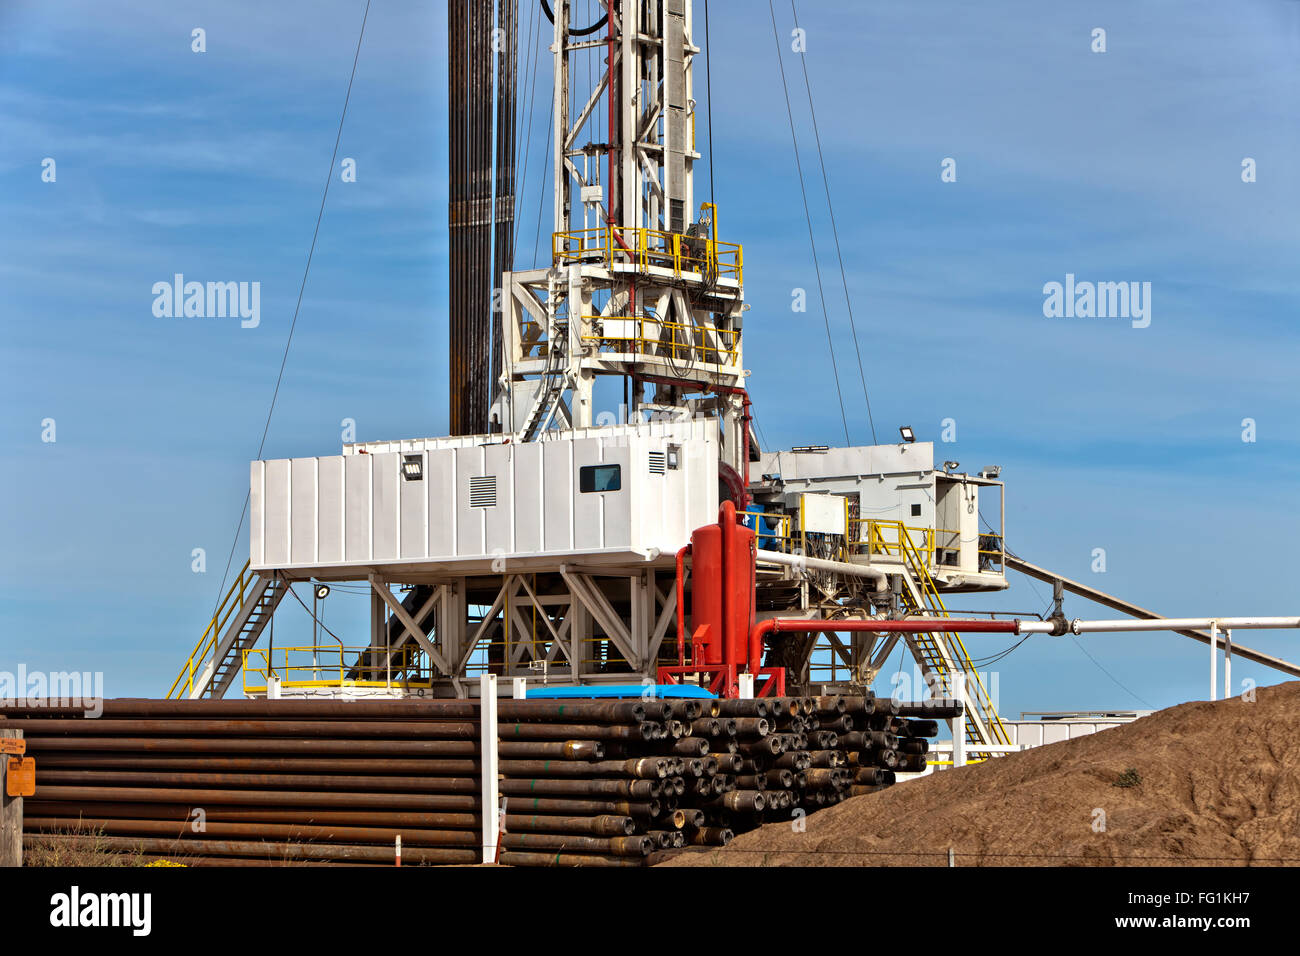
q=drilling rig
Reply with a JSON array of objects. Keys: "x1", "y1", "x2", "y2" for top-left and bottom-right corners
[{"x1": 168, "y1": 0, "x2": 1023, "y2": 759}]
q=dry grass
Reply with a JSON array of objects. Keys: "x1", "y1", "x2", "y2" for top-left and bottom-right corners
[
  {"x1": 24, "y1": 822, "x2": 363, "y2": 867},
  {"x1": 23, "y1": 822, "x2": 191, "y2": 868}
]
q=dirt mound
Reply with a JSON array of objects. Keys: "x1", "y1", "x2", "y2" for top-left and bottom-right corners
[{"x1": 659, "y1": 682, "x2": 1300, "y2": 866}]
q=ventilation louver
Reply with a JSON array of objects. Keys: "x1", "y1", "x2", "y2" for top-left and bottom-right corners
[{"x1": 469, "y1": 475, "x2": 497, "y2": 508}]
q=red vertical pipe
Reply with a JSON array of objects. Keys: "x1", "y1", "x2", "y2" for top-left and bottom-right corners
[
  {"x1": 719, "y1": 500, "x2": 736, "y2": 673},
  {"x1": 731, "y1": 517, "x2": 756, "y2": 674},
  {"x1": 675, "y1": 544, "x2": 691, "y2": 666},
  {"x1": 740, "y1": 393, "x2": 752, "y2": 509},
  {"x1": 607, "y1": 0, "x2": 616, "y2": 228}
]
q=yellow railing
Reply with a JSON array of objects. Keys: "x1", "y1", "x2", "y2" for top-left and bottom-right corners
[
  {"x1": 853, "y1": 519, "x2": 953, "y2": 565},
  {"x1": 166, "y1": 560, "x2": 258, "y2": 699},
  {"x1": 241, "y1": 644, "x2": 433, "y2": 695},
  {"x1": 747, "y1": 514, "x2": 998, "y2": 576},
  {"x1": 742, "y1": 510, "x2": 794, "y2": 553},
  {"x1": 582, "y1": 314, "x2": 740, "y2": 366},
  {"x1": 977, "y1": 532, "x2": 1006, "y2": 570},
  {"x1": 553, "y1": 226, "x2": 743, "y2": 285},
  {"x1": 856, "y1": 519, "x2": 1005, "y2": 572}
]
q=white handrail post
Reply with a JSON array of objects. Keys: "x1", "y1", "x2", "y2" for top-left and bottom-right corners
[
  {"x1": 1209, "y1": 623, "x2": 1218, "y2": 702},
  {"x1": 1223, "y1": 629, "x2": 1232, "y2": 700},
  {"x1": 951, "y1": 672, "x2": 967, "y2": 769},
  {"x1": 737, "y1": 673, "x2": 754, "y2": 700},
  {"x1": 480, "y1": 673, "x2": 500, "y2": 863}
]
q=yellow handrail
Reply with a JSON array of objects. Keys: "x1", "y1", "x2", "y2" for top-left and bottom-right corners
[
  {"x1": 552, "y1": 226, "x2": 744, "y2": 285},
  {"x1": 166, "y1": 560, "x2": 257, "y2": 699},
  {"x1": 581, "y1": 314, "x2": 740, "y2": 366},
  {"x1": 241, "y1": 644, "x2": 432, "y2": 694},
  {"x1": 855, "y1": 519, "x2": 951, "y2": 564},
  {"x1": 742, "y1": 510, "x2": 794, "y2": 553}
]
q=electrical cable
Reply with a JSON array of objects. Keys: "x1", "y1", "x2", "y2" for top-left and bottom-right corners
[
  {"x1": 207, "y1": 0, "x2": 372, "y2": 627},
  {"x1": 960, "y1": 635, "x2": 1032, "y2": 667},
  {"x1": 987, "y1": 513, "x2": 1154, "y2": 707},
  {"x1": 285, "y1": 581, "x2": 347, "y2": 649},
  {"x1": 704, "y1": 0, "x2": 715, "y2": 212},
  {"x1": 532, "y1": 85, "x2": 555, "y2": 267},
  {"x1": 788, "y1": 0, "x2": 878, "y2": 445},
  {"x1": 511, "y1": 0, "x2": 542, "y2": 256},
  {"x1": 540, "y1": 0, "x2": 609, "y2": 36},
  {"x1": 1069, "y1": 634, "x2": 1156, "y2": 709},
  {"x1": 766, "y1": 0, "x2": 851, "y2": 446}
]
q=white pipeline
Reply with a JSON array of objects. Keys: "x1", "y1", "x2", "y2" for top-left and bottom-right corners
[
  {"x1": 1015, "y1": 616, "x2": 1300, "y2": 635},
  {"x1": 755, "y1": 549, "x2": 889, "y2": 590}
]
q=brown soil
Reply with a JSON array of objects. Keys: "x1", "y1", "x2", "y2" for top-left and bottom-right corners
[{"x1": 659, "y1": 682, "x2": 1300, "y2": 867}]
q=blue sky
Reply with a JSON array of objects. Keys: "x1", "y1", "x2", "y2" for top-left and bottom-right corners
[{"x1": 1, "y1": 0, "x2": 1298, "y2": 715}]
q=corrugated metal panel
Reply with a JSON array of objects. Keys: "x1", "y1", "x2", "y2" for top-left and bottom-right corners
[
  {"x1": 344, "y1": 417, "x2": 716, "y2": 455},
  {"x1": 1003, "y1": 718, "x2": 1139, "y2": 749},
  {"x1": 249, "y1": 425, "x2": 719, "y2": 573}
]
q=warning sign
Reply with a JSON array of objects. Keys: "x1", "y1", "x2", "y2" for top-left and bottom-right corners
[{"x1": 5, "y1": 757, "x2": 34, "y2": 797}]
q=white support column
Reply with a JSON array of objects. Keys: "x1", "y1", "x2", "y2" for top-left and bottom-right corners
[
  {"x1": 512, "y1": 677, "x2": 528, "y2": 700},
  {"x1": 479, "y1": 673, "x2": 500, "y2": 863},
  {"x1": 951, "y1": 671, "x2": 967, "y2": 769},
  {"x1": 1223, "y1": 629, "x2": 1232, "y2": 700},
  {"x1": 1209, "y1": 623, "x2": 1218, "y2": 702},
  {"x1": 737, "y1": 673, "x2": 754, "y2": 700}
]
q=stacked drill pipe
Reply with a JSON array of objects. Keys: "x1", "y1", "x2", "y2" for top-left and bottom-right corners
[
  {"x1": 1, "y1": 694, "x2": 955, "y2": 866},
  {"x1": 676, "y1": 694, "x2": 959, "y2": 827},
  {"x1": 3, "y1": 698, "x2": 660, "y2": 866}
]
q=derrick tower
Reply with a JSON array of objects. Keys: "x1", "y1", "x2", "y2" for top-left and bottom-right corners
[{"x1": 497, "y1": 0, "x2": 750, "y2": 486}]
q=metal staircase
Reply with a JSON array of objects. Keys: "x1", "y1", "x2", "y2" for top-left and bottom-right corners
[
  {"x1": 167, "y1": 562, "x2": 287, "y2": 699},
  {"x1": 518, "y1": 313, "x2": 571, "y2": 442},
  {"x1": 519, "y1": 370, "x2": 569, "y2": 441},
  {"x1": 896, "y1": 532, "x2": 1011, "y2": 756}
]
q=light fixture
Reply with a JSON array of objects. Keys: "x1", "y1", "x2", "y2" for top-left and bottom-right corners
[
  {"x1": 315, "y1": 584, "x2": 331, "y2": 600},
  {"x1": 898, "y1": 426, "x2": 915, "y2": 443},
  {"x1": 401, "y1": 454, "x2": 424, "y2": 481},
  {"x1": 666, "y1": 443, "x2": 681, "y2": 470},
  {"x1": 944, "y1": 460, "x2": 960, "y2": 473},
  {"x1": 981, "y1": 465, "x2": 1001, "y2": 479},
  {"x1": 791, "y1": 445, "x2": 829, "y2": 454}
]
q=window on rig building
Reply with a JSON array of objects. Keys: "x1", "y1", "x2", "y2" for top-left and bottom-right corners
[{"x1": 580, "y1": 464, "x2": 622, "y2": 493}]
